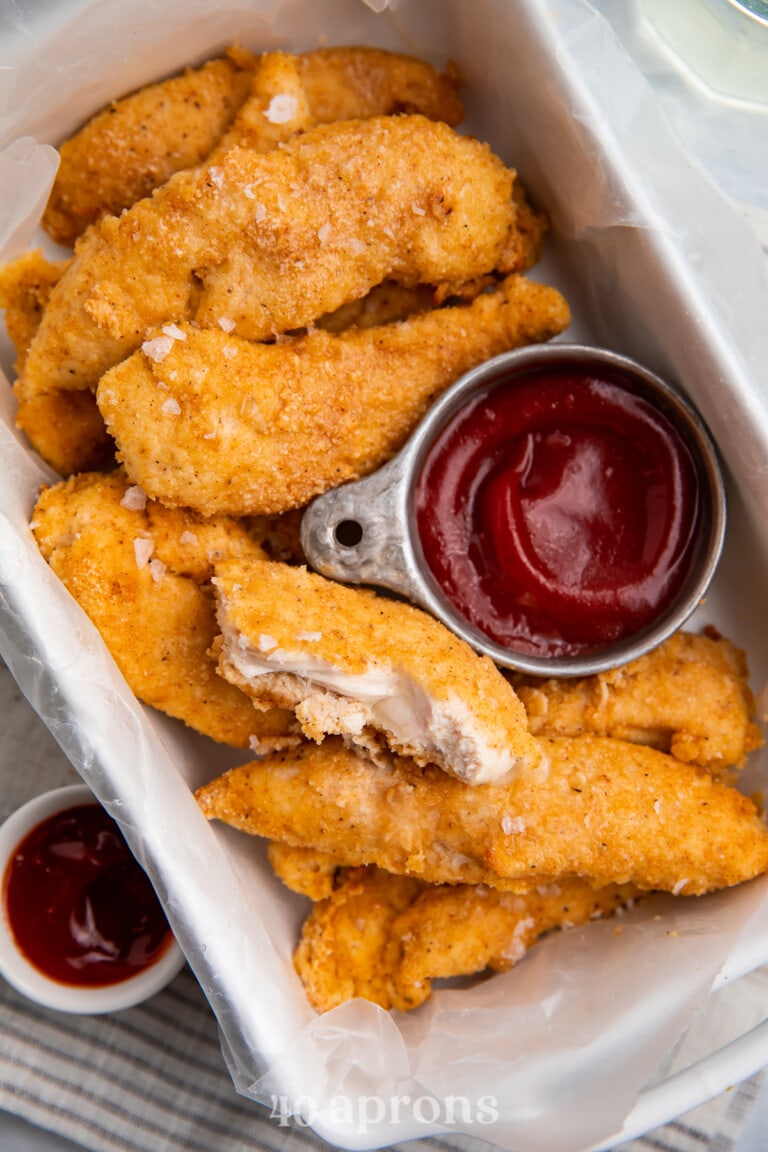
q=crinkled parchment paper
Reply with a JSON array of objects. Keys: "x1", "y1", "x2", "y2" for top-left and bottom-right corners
[{"x1": 1, "y1": 2, "x2": 768, "y2": 1150}]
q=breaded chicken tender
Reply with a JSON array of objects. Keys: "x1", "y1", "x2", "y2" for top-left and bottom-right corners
[
  {"x1": 0, "y1": 250, "x2": 70, "y2": 373},
  {"x1": 96, "y1": 274, "x2": 569, "y2": 517},
  {"x1": 20, "y1": 115, "x2": 517, "y2": 399},
  {"x1": 514, "y1": 630, "x2": 762, "y2": 778},
  {"x1": 0, "y1": 251, "x2": 114, "y2": 473},
  {"x1": 42, "y1": 53, "x2": 255, "y2": 246},
  {"x1": 208, "y1": 51, "x2": 314, "y2": 159},
  {"x1": 294, "y1": 867, "x2": 635, "y2": 1012},
  {"x1": 267, "y1": 842, "x2": 342, "y2": 902},
  {"x1": 195, "y1": 736, "x2": 768, "y2": 894},
  {"x1": 14, "y1": 391, "x2": 114, "y2": 476},
  {"x1": 42, "y1": 46, "x2": 463, "y2": 246},
  {"x1": 213, "y1": 558, "x2": 540, "y2": 785},
  {"x1": 31, "y1": 471, "x2": 296, "y2": 750}
]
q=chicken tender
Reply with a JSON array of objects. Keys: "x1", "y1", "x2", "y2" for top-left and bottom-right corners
[
  {"x1": 195, "y1": 735, "x2": 768, "y2": 894},
  {"x1": 514, "y1": 630, "x2": 762, "y2": 778},
  {"x1": 294, "y1": 867, "x2": 635, "y2": 1012},
  {"x1": 42, "y1": 46, "x2": 463, "y2": 246},
  {"x1": 96, "y1": 274, "x2": 569, "y2": 517},
  {"x1": 267, "y1": 842, "x2": 342, "y2": 902},
  {"x1": 213, "y1": 558, "x2": 540, "y2": 785},
  {"x1": 0, "y1": 251, "x2": 115, "y2": 473},
  {"x1": 15, "y1": 391, "x2": 114, "y2": 476},
  {"x1": 0, "y1": 250, "x2": 70, "y2": 373},
  {"x1": 208, "y1": 51, "x2": 314, "y2": 159},
  {"x1": 20, "y1": 115, "x2": 517, "y2": 399},
  {"x1": 31, "y1": 471, "x2": 296, "y2": 750}
]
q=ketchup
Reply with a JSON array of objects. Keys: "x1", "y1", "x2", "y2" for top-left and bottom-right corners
[
  {"x1": 415, "y1": 366, "x2": 701, "y2": 658},
  {"x1": 3, "y1": 804, "x2": 173, "y2": 987}
]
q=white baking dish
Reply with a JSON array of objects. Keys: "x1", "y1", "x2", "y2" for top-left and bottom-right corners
[{"x1": 1, "y1": 1, "x2": 768, "y2": 1149}]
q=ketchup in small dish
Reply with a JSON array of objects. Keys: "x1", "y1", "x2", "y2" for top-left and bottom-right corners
[
  {"x1": 415, "y1": 362, "x2": 707, "y2": 661},
  {"x1": 0, "y1": 785, "x2": 183, "y2": 1012},
  {"x1": 2, "y1": 797, "x2": 174, "y2": 991}
]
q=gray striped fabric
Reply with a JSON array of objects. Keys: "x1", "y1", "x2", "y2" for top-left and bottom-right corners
[{"x1": 0, "y1": 657, "x2": 765, "y2": 1152}]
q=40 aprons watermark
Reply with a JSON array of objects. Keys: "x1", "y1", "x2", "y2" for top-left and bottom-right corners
[{"x1": 269, "y1": 1092, "x2": 500, "y2": 1133}]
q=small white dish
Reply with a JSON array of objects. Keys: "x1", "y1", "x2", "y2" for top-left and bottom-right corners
[{"x1": 0, "y1": 784, "x2": 185, "y2": 1014}]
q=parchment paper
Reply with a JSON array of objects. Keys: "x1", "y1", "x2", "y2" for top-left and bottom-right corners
[{"x1": 1, "y1": 2, "x2": 768, "y2": 1150}]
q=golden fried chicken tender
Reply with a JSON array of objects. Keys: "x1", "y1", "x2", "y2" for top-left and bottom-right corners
[
  {"x1": 316, "y1": 280, "x2": 438, "y2": 333},
  {"x1": 208, "y1": 51, "x2": 314, "y2": 159},
  {"x1": 42, "y1": 46, "x2": 463, "y2": 246},
  {"x1": 514, "y1": 630, "x2": 762, "y2": 778},
  {"x1": 0, "y1": 250, "x2": 70, "y2": 373},
  {"x1": 31, "y1": 470, "x2": 296, "y2": 749},
  {"x1": 15, "y1": 391, "x2": 114, "y2": 476},
  {"x1": 294, "y1": 867, "x2": 635, "y2": 1012},
  {"x1": 20, "y1": 115, "x2": 517, "y2": 399},
  {"x1": 267, "y1": 842, "x2": 344, "y2": 902},
  {"x1": 195, "y1": 736, "x2": 768, "y2": 894},
  {"x1": 42, "y1": 54, "x2": 255, "y2": 246},
  {"x1": 213, "y1": 558, "x2": 540, "y2": 785},
  {"x1": 96, "y1": 274, "x2": 569, "y2": 517},
  {"x1": 297, "y1": 46, "x2": 462, "y2": 125},
  {"x1": 0, "y1": 251, "x2": 115, "y2": 473}
]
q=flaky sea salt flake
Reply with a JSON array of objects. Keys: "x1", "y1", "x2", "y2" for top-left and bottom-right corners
[
  {"x1": 148, "y1": 558, "x2": 166, "y2": 585},
  {"x1": 133, "y1": 537, "x2": 155, "y2": 569},
  {"x1": 317, "y1": 222, "x2": 333, "y2": 246},
  {"x1": 120, "y1": 485, "x2": 147, "y2": 511},
  {"x1": 142, "y1": 335, "x2": 174, "y2": 363},
  {"x1": 265, "y1": 94, "x2": 299, "y2": 124},
  {"x1": 161, "y1": 397, "x2": 182, "y2": 415},
  {"x1": 218, "y1": 316, "x2": 236, "y2": 333},
  {"x1": 161, "y1": 323, "x2": 186, "y2": 341},
  {"x1": 208, "y1": 166, "x2": 224, "y2": 188}
]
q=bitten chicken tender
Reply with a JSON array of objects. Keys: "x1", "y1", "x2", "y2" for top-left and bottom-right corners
[
  {"x1": 513, "y1": 630, "x2": 762, "y2": 778},
  {"x1": 19, "y1": 115, "x2": 517, "y2": 400},
  {"x1": 96, "y1": 274, "x2": 570, "y2": 517},
  {"x1": 212, "y1": 558, "x2": 540, "y2": 785},
  {"x1": 42, "y1": 46, "x2": 463, "y2": 245},
  {"x1": 195, "y1": 736, "x2": 768, "y2": 894},
  {"x1": 293, "y1": 867, "x2": 636, "y2": 1012},
  {"x1": 31, "y1": 471, "x2": 296, "y2": 750}
]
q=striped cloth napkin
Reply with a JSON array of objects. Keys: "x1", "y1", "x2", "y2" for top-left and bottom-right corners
[{"x1": 0, "y1": 656, "x2": 765, "y2": 1152}]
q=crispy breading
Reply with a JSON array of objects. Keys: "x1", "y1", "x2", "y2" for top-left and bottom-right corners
[
  {"x1": 0, "y1": 250, "x2": 70, "y2": 373},
  {"x1": 513, "y1": 630, "x2": 762, "y2": 777},
  {"x1": 297, "y1": 46, "x2": 462, "y2": 125},
  {"x1": 31, "y1": 470, "x2": 296, "y2": 750},
  {"x1": 96, "y1": 274, "x2": 569, "y2": 517},
  {"x1": 41, "y1": 46, "x2": 464, "y2": 246},
  {"x1": 208, "y1": 51, "x2": 314, "y2": 159},
  {"x1": 20, "y1": 115, "x2": 517, "y2": 400},
  {"x1": 14, "y1": 391, "x2": 114, "y2": 476},
  {"x1": 42, "y1": 54, "x2": 255, "y2": 246},
  {"x1": 195, "y1": 736, "x2": 768, "y2": 894},
  {"x1": 267, "y1": 842, "x2": 344, "y2": 902},
  {"x1": 213, "y1": 558, "x2": 540, "y2": 785},
  {"x1": 316, "y1": 280, "x2": 438, "y2": 333},
  {"x1": 496, "y1": 182, "x2": 550, "y2": 276},
  {"x1": 294, "y1": 867, "x2": 635, "y2": 1012}
]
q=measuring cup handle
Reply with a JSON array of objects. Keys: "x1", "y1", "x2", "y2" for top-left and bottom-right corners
[{"x1": 299, "y1": 455, "x2": 423, "y2": 601}]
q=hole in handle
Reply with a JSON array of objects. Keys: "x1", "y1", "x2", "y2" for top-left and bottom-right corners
[{"x1": 334, "y1": 519, "x2": 364, "y2": 547}]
